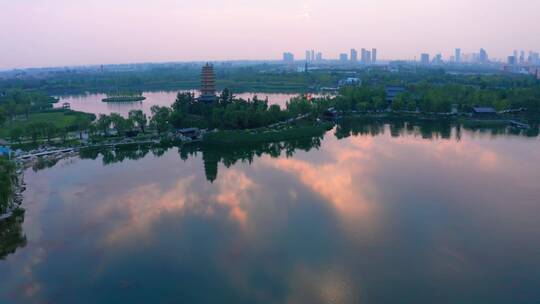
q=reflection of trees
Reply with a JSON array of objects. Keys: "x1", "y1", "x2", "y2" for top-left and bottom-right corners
[
  {"x1": 32, "y1": 158, "x2": 60, "y2": 172},
  {"x1": 335, "y1": 117, "x2": 385, "y2": 139},
  {"x1": 195, "y1": 136, "x2": 323, "y2": 182},
  {"x1": 0, "y1": 209, "x2": 27, "y2": 260},
  {"x1": 335, "y1": 117, "x2": 539, "y2": 141},
  {"x1": 80, "y1": 144, "x2": 152, "y2": 166},
  {"x1": 79, "y1": 135, "x2": 324, "y2": 182}
]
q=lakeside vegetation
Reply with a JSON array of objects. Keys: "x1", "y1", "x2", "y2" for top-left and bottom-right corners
[
  {"x1": 204, "y1": 122, "x2": 333, "y2": 145},
  {"x1": 1, "y1": 64, "x2": 538, "y2": 95},
  {"x1": 0, "y1": 110, "x2": 95, "y2": 143},
  {"x1": 0, "y1": 157, "x2": 17, "y2": 214},
  {"x1": 1, "y1": 67, "x2": 539, "y2": 152},
  {"x1": 102, "y1": 91, "x2": 146, "y2": 102}
]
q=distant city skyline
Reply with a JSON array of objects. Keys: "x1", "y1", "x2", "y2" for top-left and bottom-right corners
[{"x1": 1, "y1": 0, "x2": 540, "y2": 69}]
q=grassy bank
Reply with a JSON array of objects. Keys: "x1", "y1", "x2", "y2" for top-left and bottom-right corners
[
  {"x1": 204, "y1": 122, "x2": 333, "y2": 146},
  {"x1": 0, "y1": 110, "x2": 95, "y2": 138}
]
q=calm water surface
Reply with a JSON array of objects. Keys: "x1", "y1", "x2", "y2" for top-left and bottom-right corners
[
  {"x1": 55, "y1": 91, "x2": 302, "y2": 117},
  {"x1": 1, "y1": 123, "x2": 540, "y2": 303}
]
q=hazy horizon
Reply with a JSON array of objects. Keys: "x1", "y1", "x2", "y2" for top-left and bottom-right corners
[{"x1": 1, "y1": 0, "x2": 539, "y2": 70}]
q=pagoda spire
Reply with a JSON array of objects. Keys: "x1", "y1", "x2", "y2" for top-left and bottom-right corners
[{"x1": 199, "y1": 63, "x2": 216, "y2": 103}]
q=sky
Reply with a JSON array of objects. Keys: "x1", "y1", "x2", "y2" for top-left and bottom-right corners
[{"x1": 1, "y1": 0, "x2": 539, "y2": 69}]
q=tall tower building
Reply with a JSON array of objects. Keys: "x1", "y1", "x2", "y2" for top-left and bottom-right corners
[
  {"x1": 455, "y1": 48, "x2": 461, "y2": 63},
  {"x1": 360, "y1": 48, "x2": 367, "y2": 64},
  {"x1": 366, "y1": 50, "x2": 372, "y2": 64},
  {"x1": 199, "y1": 63, "x2": 216, "y2": 103},
  {"x1": 305, "y1": 50, "x2": 311, "y2": 62},
  {"x1": 479, "y1": 48, "x2": 488, "y2": 63},
  {"x1": 350, "y1": 49, "x2": 358, "y2": 63},
  {"x1": 316, "y1": 52, "x2": 323, "y2": 61},
  {"x1": 371, "y1": 48, "x2": 377, "y2": 64},
  {"x1": 283, "y1": 52, "x2": 294, "y2": 63},
  {"x1": 420, "y1": 53, "x2": 430, "y2": 65}
]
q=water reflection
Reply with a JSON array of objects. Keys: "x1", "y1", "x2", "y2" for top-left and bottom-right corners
[
  {"x1": 335, "y1": 117, "x2": 540, "y2": 140},
  {"x1": 55, "y1": 91, "x2": 303, "y2": 117},
  {"x1": 1, "y1": 120, "x2": 540, "y2": 303},
  {"x1": 0, "y1": 210, "x2": 27, "y2": 260},
  {"x1": 79, "y1": 135, "x2": 324, "y2": 182}
]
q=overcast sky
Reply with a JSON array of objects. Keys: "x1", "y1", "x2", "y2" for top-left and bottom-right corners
[{"x1": 1, "y1": 0, "x2": 539, "y2": 69}]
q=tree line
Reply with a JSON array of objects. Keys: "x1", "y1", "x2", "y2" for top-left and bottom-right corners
[
  {"x1": 0, "y1": 89, "x2": 57, "y2": 125},
  {"x1": 84, "y1": 90, "x2": 333, "y2": 140},
  {"x1": 333, "y1": 83, "x2": 540, "y2": 113}
]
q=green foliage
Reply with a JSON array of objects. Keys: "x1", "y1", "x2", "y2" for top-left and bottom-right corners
[
  {"x1": 0, "y1": 108, "x2": 5, "y2": 126},
  {"x1": 0, "y1": 158, "x2": 17, "y2": 214},
  {"x1": 109, "y1": 113, "x2": 133, "y2": 136},
  {"x1": 0, "y1": 89, "x2": 57, "y2": 121},
  {"x1": 204, "y1": 122, "x2": 332, "y2": 146},
  {"x1": 391, "y1": 96, "x2": 405, "y2": 112},
  {"x1": 150, "y1": 106, "x2": 171, "y2": 135},
  {"x1": 129, "y1": 110, "x2": 147, "y2": 133}
]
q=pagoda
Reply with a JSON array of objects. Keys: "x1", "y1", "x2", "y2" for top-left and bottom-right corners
[{"x1": 199, "y1": 63, "x2": 216, "y2": 103}]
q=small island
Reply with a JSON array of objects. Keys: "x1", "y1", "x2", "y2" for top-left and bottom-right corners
[{"x1": 102, "y1": 92, "x2": 146, "y2": 102}]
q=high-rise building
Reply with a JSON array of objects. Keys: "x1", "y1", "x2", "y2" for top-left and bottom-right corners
[
  {"x1": 519, "y1": 50, "x2": 525, "y2": 64},
  {"x1": 420, "y1": 53, "x2": 430, "y2": 65},
  {"x1": 199, "y1": 63, "x2": 216, "y2": 103},
  {"x1": 513, "y1": 50, "x2": 518, "y2": 63},
  {"x1": 530, "y1": 52, "x2": 540, "y2": 64},
  {"x1": 455, "y1": 48, "x2": 461, "y2": 63},
  {"x1": 311, "y1": 50, "x2": 315, "y2": 62},
  {"x1": 433, "y1": 54, "x2": 443, "y2": 64},
  {"x1": 371, "y1": 48, "x2": 377, "y2": 64},
  {"x1": 507, "y1": 56, "x2": 516, "y2": 65},
  {"x1": 305, "y1": 50, "x2": 311, "y2": 62},
  {"x1": 350, "y1": 49, "x2": 358, "y2": 62},
  {"x1": 339, "y1": 53, "x2": 348, "y2": 62},
  {"x1": 479, "y1": 48, "x2": 488, "y2": 63},
  {"x1": 283, "y1": 52, "x2": 294, "y2": 63},
  {"x1": 360, "y1": 48, "x2": 367, "y2": 64},
  {"x1": 366, "y1": 50, "x2": 372, "y2": 64},
  {"x1": 316, "y1": 52, "x2": 323, "y2": 61}
]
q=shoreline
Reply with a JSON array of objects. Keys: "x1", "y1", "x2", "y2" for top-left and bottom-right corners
[{"x1": 1, "y1": 113, "x2": 536, "y2": 219}]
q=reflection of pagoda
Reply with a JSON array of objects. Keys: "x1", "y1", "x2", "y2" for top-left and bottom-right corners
[{"x1": 199, "y1": 63, "x2": 216, "y2": 103}]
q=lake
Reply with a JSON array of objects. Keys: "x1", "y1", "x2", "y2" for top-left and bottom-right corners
[
  {"x1": 54, "y1": 91, "x2": 304, "y2": 117},
  {"x1": 1, "y1": 121, "x2": 540, "y2": 303}
]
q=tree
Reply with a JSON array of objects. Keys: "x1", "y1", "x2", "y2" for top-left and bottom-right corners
[
  {"x1": 219, "y1": 88, "x2": 234, "y2": 106},
  {"x1": 391, "y1": 96, "x2": 404, "y2": 112},
  {"x1": 0, "y1": 107, "x2": 6, "y2": 126},
  {"x1": 4, "y1": 101, "x2": 17, "y2": 121},
  {"x1": 406, "y1": 101, "x2": 417, "y2": 112},
  {"x1": 96, "y1": 114, "x2": 111, "y2": 136},
  {"x1": 0, "y1": 158, "x2": 18, "y2": 213},
  {"x1": 109, "y1": 113, "x2": 129, "y2": 136},
  {"x1": 150, "y1": 106, "x2": 171, "y2": 136},
  {"x1": 9, "y1": 128, "x2": 23, "y2": 144},
  {"x1": 268, "y1": 104, "x2": 282, "y2": 124},
  {"x1": 74, "y1": 116, "x2": 92, "y2": 140},
  {"x1": 44, "y1": 123, "x2": 58, "y2": 143},
  {"x1": 56, "y1": 128, "x2": 68, "y2": 143},
  {"x1": 26, "y1": 122, "x2": 46, "y2": 143},
  {"x1": 172, "y1": 92, "x2": 196, "y2": 114},
  {"x1": 286, "y1": 97, "x2": 311, "y2": 116},
  {"x1": 128, "y1": 110, "x2": 147, "y2": 133},
  {"x1": 88, "y1": 124, "x2": 98, "y2": 140},
  {"x1": 373, "y1": 96, "x2": 387, "y2": 111}
]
